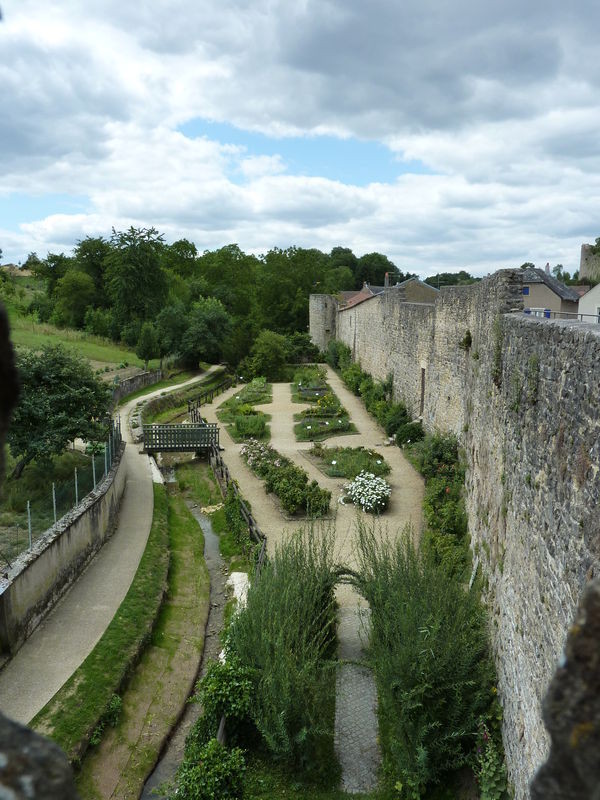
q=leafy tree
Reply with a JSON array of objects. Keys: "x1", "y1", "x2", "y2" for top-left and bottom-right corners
[
  {"x1": 72, "y1": 236, "x2": 111, "y2": 305},
  {"x1": 355, "y1": 252, "x2": 399, "y2": 288},
  {"x1": 425, "y1": 270, "x2": 479, "y2": 288},
  {"x1": 136, "y1": 322, "x2": 159, "y2": 370},
  {"x1": 52, "y1": 269, "x2": 96, "y2": 328},
  {"x1": 8, "y1": 345, "x2": 110, "y2": 478},
  {"x1": 104, "y1": 227, "x2": 167, "y2": 329},
  {"x1": 161, "y1": 238, "x2": 198, "y2": 277},
  {"x1": 156, "y1": 302, "x2": 189, "y2": 360},
  {"x1": 250, "y1": 330, "x2": 288, "y2": 380},
  {"x1": 180, "y1": 297, "x2": 231, "y2": 368}
]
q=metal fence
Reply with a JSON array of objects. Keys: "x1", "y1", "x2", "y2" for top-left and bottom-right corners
[
  {"x1": 0, "y1": 418, "x2": 123, "y2": 568},
  {"x1": 523, "y1": 308, "x2": 600, "y2": 323}
]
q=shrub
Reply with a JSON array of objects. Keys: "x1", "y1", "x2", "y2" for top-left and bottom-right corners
[
  {"x1": 285, "y1": 332, "x2": 321, "y2": 363},
  {"x1": 175, "y1": 739, "x2": 246, "y2": 800},
  {"x1": 395, "y1": 420, "x2": 424, "y2": 446},
  {"x1": 228, "y1": 528, "x2": 337, "y2": 777},
  {"x1": 326, "y1": 340, "x2": 351, "y2": 369},
  {"x1": 344, "y1": 471, "x2": 391, "y2": 513},
  {"x1": 383, "y1": 403, "x2": 410, "y2": 437},
  {"x1": 341, "y1": 363, "x2": 365, "y2": 394},
  {"x1": 234, "y1": 414, "x2": 266, "y2": 439},
  {"x1": 356, "y1": 526, "x2": 494, "y2": 798}
]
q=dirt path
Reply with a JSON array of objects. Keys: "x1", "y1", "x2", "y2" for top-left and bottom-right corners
[
  {"x1": 202, "y1": 367, "x2": 425, "y2": 793},
  {"x1": 0, "y1": 371, "x2": 217, "y2": 725}
]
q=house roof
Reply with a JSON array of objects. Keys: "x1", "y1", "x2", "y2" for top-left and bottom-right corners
[
  {"x1": 392, "y1": 277, "x2": 440, "y2": 292},
  {"x1": 522, "y1": 267, "x2": 580, "y2": 302}
]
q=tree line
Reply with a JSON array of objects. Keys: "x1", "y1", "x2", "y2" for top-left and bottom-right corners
[{"x1": 22, "y1": 230, "x2": 415, "y2": 370}]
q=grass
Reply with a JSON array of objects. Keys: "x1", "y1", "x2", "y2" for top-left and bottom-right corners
[
  {"x1": 7, "y1": 304, "x2": 158, "y2": 368},
  {"x1": 309, "y1": 444, "x2": 391, "y2": 479},
  {"x1": 141, "y1": 369, "x2": 227, "y2": 424},
  {"x1": 176, "y1": 461, "x2": 223, "y2": 507},
  {"x1": 75, "y1": 485, "x2": 210, "y2": 799},
  {"x1": 116, "y1": 370, "x2": 198, "y2": 405},
  {"x1": 31, "y1": 484, "x2": 170, "y2": 763},
  {"x1": 0, "y1": 449, "x2": 109, "y2": 564}
]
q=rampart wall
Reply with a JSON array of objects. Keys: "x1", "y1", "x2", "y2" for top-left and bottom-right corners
[
  {"x1": 310, "y1": 271, "x2": 600, "y2": 798},
  {"x1": 0, "y1": 444, "x2": 126, "y2": 657}
]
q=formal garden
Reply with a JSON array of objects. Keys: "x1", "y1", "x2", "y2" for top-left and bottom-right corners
[{"x1": 217, "y1": 377, "x2": 272, "y2": 442}]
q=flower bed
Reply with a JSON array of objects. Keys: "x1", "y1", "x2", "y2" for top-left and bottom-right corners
[
  {"x1": 294, "y1": 391, "x2": 356, "y2": 441},
  {"x1": 343, "y1": 470, "x2": 391, "y2": 513},
  {"x1": 310, "y1": 444, "x2": 391, "y2": 479},
  {"x1": 217, "y1": 378, "x2": 272, "y2": 442},
  {"x1": 240, "y1": 439, "x2": 331, "y2": 517},
  {"x1": 291, "y1": 365, "x2": 329, "y2": 403}
]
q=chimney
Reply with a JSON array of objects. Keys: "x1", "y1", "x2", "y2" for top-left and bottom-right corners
[
  {"x1": 384, "y1": 272, "x2": 389, "y2": 288},
  {"x1": 545, "y1": 262, "x2": 550, "y2": 274}
]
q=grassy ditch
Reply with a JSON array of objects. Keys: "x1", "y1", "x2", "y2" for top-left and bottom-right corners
[
  {"x1": 75, "y1": 485, "x2": 210, "y2": 800},
  {"x1": 169, "y1": 528, "x2": 341, "y2": 800},
  {"x1": 217, "y1": 377, "x2": 272, "y2": 442},
  {"x1": 31, "y1": 484, "x2": 170, "y2": 764}
]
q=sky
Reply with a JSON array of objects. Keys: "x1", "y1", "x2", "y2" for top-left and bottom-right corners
[{"x1": 1, "y1": 1, "x2": 600, "y2": 278}]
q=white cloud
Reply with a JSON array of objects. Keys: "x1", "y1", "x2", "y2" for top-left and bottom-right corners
[{"x1": 2, "y1": 0, "x2": 600, "y2": 274}]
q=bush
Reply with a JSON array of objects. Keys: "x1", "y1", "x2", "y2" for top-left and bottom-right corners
[
  {"x1": 285, "y1": 332, "x2": 321, "y2": 363},
  {"x1": 395, "y1": 420, "x2": 424, "y2": 446},
  {"x1": 228, "y1": 529, "x2": 338, "y2": 777},
  {"x1": 175, "y1": 739, "x2": 246, "y2": 800},
  {"x1": 383, "y1": 403, "x2": 410, "y2": 437},
  {"x1": 234, "y1": 414, "x2": 266, "y2": 439},
  {"x1": 326, "y1": 340, "x2": 351, "y2": 370},
  {"x1": 341, "y1": 362, "x2": 365, "y2": 394},
  {"x1": 344, "y1": 471, "x2": 391, "y2": 513},
  {"x1": 224, "y1": 484, "x2": 252, "y2": 553},
  {"x1": 356, "y1": 526, "x2": 494, "y2": 798}
]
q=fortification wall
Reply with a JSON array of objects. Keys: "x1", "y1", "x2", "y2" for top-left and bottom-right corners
[
  {"x1": 311, "y1": 271, "x2": 600, "y2": 798},
  {"x1": 308, "y1": 294, "x2": 337, "y2": 353},
  {"x1": 579, "y1": 243, "x2": 600, "y2": 282},
  {"x1": 0, "y1": 445, "x2": 126, "y2": 656}
]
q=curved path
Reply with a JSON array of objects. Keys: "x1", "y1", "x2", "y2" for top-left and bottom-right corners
[
  {"x1": 202, "y1": 365, "x2": 424, "y2": 793},
  {"x1": 0, "y1": 371, "x2": 217, "y2": 725}
]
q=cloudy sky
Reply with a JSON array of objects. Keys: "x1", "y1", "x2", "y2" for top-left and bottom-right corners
[{"x1": 1, "y1": 1, "x2": 600, "y2": 277}]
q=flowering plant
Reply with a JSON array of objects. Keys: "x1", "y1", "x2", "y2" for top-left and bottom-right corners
[{"x1": 344, "y1": 471, "x2": 391, "y2": 513}]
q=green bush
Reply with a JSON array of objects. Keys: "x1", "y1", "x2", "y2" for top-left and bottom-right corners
[
  {"x1": 356, "y1": 525, "x2": 494, "y2": 798},
  {"x1": 326, "y1": 340, "x2": 351, "y2": 369},
  {"x1": 228, "y1": 529, "x2": 338, "y2": 778},
  {"x1": 395, "y1": 420, "x2": 424, "y2": 446},
  {"x1": 224, "y1": 484, "x2": 253, "y2": 553},
  {"x1": 383, "y1": 403, "x2": 410, "y2": 437},
  {"x1": 341, "y1": 362, "x2": 365, "y2": 394},
  {"x1": 175, "y1": 739, "x2": 246, "y2": 800},
  {"x1": 234, "y1": 414, "x2": 266, "y2": 439}
]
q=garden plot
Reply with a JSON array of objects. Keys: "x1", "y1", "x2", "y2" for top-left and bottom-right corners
[
  {"x1": 217, "y1": 377, "x2": 272, "y2": 442},
  {"x1": 293, "y1": 390, "x2": 357, "y2": 442}
]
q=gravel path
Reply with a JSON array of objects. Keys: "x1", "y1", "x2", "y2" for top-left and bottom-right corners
[
  {"x1": 202, "y1": 366, "x2": 424, "y2": 793},
  {"x1": 0, "y1": 371, "x2": 216, "y2": 724}
]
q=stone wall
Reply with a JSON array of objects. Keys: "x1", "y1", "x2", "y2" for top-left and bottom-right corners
[
  {"x1": 0, "y1": 444, "x2": 126, "y2": 656},
  {"x1": 310, "y1": 271, "x2": 600, "y2": 798},
  {"x1": 309, "y1": 294, "x2": 337, "y2": 353},
  {"x1": 111, "y1": 369, "x2": 162, "y2": 405},
  {"x1": 579, "y1": 243, "x2": 600, "y2": 282}
]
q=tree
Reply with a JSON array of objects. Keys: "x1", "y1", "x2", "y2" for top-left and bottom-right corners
[
  {"x1": 156, "y1": 302, "x2": 189, "y2": 360},
  {"x1": 104, "y1": 227, "x2": 167, "y2": 330},
  {"x1": 424, "y1": 270, "x2": 479, "y2": 288},
  {"x1": 136, "y1": 322, "x2": 159, "y2": 370},
  {"x1": 180, "y1": 298, "x2": 231, "y2": 368},
  {"x1": 8, "y1": 345, "x2": 110, "y2": 478},
  {"x1": 72, "y1": 236, "x2": 111, "y2": 305},
  {"x1": 250, "y1": 330, "x2": 288, "y2": 381},
  {"x1": 355, "y1": 252, "x2": 399, "y2": 288},
  {"x1": 52, "y1": 269, "x2": 96, "y2": 328}
]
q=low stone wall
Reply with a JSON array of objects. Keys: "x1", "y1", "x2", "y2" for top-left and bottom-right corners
[
  {"x1": 0, "y1": 444, "x2": 126, "y2": 657},
  {"x1": 111, "y1": 369, "x2": 162, "y2": 405}
]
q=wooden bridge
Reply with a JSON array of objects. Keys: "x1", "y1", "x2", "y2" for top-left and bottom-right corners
[{"x1": 142, "y1": 423, "x2": 219, "y2": 453}]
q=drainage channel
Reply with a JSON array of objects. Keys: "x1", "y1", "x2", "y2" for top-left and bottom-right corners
[{"x1": 140, "y1": 505, "x2": 226, "y2": 799}]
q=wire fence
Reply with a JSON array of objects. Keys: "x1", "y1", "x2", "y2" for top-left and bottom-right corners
[{"x1": 0, "y1": 418, "x2": 123, "y2": 569}]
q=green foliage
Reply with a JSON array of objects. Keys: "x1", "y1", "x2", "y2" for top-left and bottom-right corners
[
  {"x1": 250, "y1": 330, "x2": 289, "y2": 380},
  {"x1": 285, "y1": 332, "x2": 321, "y2": 363},
  {"x1": 383, "y1": 403, "x2": 410, "y2": 437},
  {"x1": 341, "y1": 362, "x2": 364, "y2": 394},
  {"x1": 355, "y1": 526, "x2": 494, "y2": 798},
  {"x1": 51, "y1": 269, "x2": 96, "y2": 328},
  {"x1": 186, "y1": 658, "x2": 253, "y2": 756},
  {"x1": 223, "y1": 484, "x2": 253, "y2": 555},
  {"x1": 526, "y1": 355, "x2": 539, "y2": 405},
  {"x1": 135, "y1": 322, "x2": 159, "y2": 369},
  {"x1": 474, "y1": 723, "x2": 508, "y2": 800},
  {"x1": 311, "y1": 444, "x2": 390, "y2": 479},
  {"x1": 234, "y1": 413, "x2": 267, "y2": 439},
  {"x1": 8, "y1": 344, "x2": 111, "y2": 478},
  {"x1": 325, "y1": 340, "x2": 352, "y2": 370},
  {"x1": 395, "y1": 421, "x2": 424, "y2": 446},
  {"x1": 180, "y1": 297, "x2": 232, "y2": 368},
  {"x1": 228, "y1": 528, "x2": 338, "y2": 777},
  {"x1": 175, "y1": 739, "x2": 246, "y2": 800}
]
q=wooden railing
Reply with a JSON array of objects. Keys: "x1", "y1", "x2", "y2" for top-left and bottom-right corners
[
  {"x1": 142, "y1": 423, "x2": 219, "y2": 452},
  {"x1": 208, "y1": 444, "x2": 267, "y2": 575},
  {"x1": 188, "y1": 378, "x2": 233, "y2": 422}
]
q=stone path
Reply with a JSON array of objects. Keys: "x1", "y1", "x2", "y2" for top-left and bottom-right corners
[
  {"x1": 0, "y1": 371, "x2": 216, "y2": 724},
  {"x1": 201, "y1": 366, "x2": 425, "y2": 793}
]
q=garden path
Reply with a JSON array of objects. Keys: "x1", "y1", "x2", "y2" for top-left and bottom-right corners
[
  {"x1": 201, "y1": 366, "x2": 425, "y2": 793},
  {"x1": 0, "y1": 371, "x2": 217, "y2": 725}
]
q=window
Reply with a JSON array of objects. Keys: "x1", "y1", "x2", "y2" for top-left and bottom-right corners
[{"x1": 522, "y1": 286, "x2": 530, "y2": 296}]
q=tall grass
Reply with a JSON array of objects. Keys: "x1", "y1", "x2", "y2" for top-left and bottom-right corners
[
  {"x1": 227, "y1": 527, "x2": 339, "y2": 781},
  {"x1": 355, "y1": 523, "x2": 494, "y2": 799}
]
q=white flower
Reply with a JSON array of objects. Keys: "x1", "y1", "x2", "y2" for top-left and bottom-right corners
[
  {"x1": 331, "y1": 460, "x2": 337, "y2": 465},
  {"x1": 325, "y1": 421, "x2": 329, "y2": 425},
  {"x1": 307, "y1": 425, "x2": 312, "y2": 429},
  {"x1": 376, "y1": 460, "x2": 382, "y2": 464}
]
